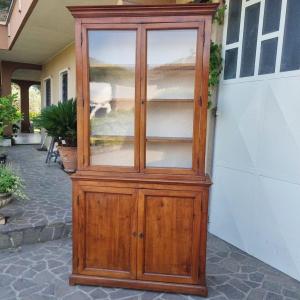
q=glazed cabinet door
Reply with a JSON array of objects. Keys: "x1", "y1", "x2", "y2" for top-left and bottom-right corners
[
  {"x1": 74, "y1": 185, "x2": 137, "y2": 279},
  {"x1": 140, "y1": 22, "x2": 205, "y2": 175},
  {"x1": 137, "y1": 189, "x2": 203, "y2": 284},
  {"x1": 83, "y1": 25, "x2": 141, "y2": 172}
]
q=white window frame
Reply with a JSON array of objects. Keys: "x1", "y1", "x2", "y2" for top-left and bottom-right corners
[
  {"x1": 59, "y1": 68, "x2": 70, "y2": 102},
  {"x1": 43, "y1": 76, "x2": 52, "y2": 107},
  {"x1": 222, "y1": 0, "x2": 300, "y2": 85}
]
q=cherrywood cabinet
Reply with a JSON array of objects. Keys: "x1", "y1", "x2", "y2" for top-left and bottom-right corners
[{"x1": 69, "y1": 3, "x2": 218, "y2": 297}]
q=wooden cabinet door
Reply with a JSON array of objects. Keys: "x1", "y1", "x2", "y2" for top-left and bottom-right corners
[
  {"x1": 137, "y1": 189, "x2": 203, "y2": 284},
  {"x1": 75, "y1": 185, "x2": 138, "y2": 279}
]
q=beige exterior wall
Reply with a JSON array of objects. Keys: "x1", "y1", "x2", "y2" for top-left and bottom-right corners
[{"x1": 40, "y1": 44, "x2": 76, "y2": 107}]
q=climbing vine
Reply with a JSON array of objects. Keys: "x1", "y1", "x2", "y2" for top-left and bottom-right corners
[
  {"x1": 192, "y1": 1, "x2": 226, "y2": 109},
  {"x1": 213, "y1": 2, "x2": 227, "y2": 25},
  {"x1": 209, "y1": 42, "x2": 223, "y2": 92},
  {"x1": 210, "y1": 2, "x2": 227, "y2": 108}
]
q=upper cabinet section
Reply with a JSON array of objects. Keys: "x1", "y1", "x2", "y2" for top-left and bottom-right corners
[{"x1": 70, "y1": 4, "x2": 218, "y2": 177}]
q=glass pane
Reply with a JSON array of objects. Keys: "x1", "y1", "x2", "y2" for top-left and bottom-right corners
[
  {"x1": 240, "y1": 3, "x2": 260, "y2": 77},
  {"x1": 146, "y1": 29, "x2": 197, "y2": 169},
  {"x1": 263, "y1": 0, "x2": 282, "y2": 34},
  {"x1": 226, "y1": 0, "x2": 242, "y2": 45},
  {"x1": 62, "y1": 72, "x2": 68, "y2": 102},
  {"x1": 281, "y1": 0, "x2": 300, "y2": 72},
  {"x1": 46, "y1": 79, "x2": 51, "y2": 107},
  {"x1": 259, "y1": 38, "x2": 278, "y2": 75},
  {"x1": 224, "y1": 48, "x2": 238, "y2": 80},
  {"x1": 88, "y1": 30, "x2": 136, "y2": 166}
]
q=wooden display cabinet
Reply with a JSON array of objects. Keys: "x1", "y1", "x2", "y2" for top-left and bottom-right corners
[{"x1": 68, "y1": 3, "x2": 218, "y2": 297}]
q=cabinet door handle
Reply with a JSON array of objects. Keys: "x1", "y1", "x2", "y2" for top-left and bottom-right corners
[{"x1": 138, "y1": 232, "x2": 144, "y2": 239}]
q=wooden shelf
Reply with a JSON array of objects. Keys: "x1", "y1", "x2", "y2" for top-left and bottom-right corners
[
  {"x1": 149, "y1": 64, "x2": 195, "y2": 72},
  {"x1": 91, "y1": 135, "x2": 134, "y2": 143},
  {"x1": 103, "y1": 98, "x2": 194, "y2": 103},
  {"x1": 147, "y1": 137, "x2": 192, "y2": 143},
  {"x1": 148, "y1": 99, "x2": 194, "y2": 103},
  {"x1": 90, "y1": 135, "x2": 193, "y2": 143}
]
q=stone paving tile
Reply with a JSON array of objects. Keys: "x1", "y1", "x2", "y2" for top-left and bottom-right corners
[
  {"x1": 0, "y1": 237, "x2": 299, "y2": 300},
  {"x1": 0, "y1": 145, "x2": 72, "y2": 248}
]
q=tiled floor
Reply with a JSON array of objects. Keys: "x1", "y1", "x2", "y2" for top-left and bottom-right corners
[
  {"x1": 0, "y1": 145, "x2": 71, "y2": 248},
  {"x1": 0, "y1": 236, "x2": 300, "y2": 300},
  {"x1": 0, "y1": 146, "x2": 300, "y2": 299}
]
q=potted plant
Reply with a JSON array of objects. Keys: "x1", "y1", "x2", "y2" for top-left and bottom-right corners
[
  {"x1": 0, "y1": 94, "x2": 22, "y2": 141},
  {"x1": 0, "y1": 164, "x2": 26, "y2": 208},
  {"x1": 38, "y1": 99, "x2": 77, "y2": 172}
]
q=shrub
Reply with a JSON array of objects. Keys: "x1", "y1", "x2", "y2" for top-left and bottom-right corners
[
  {"x1": 0, "y1": 164, "x2": 27, "y2": 199},
  {"x1": 0, "y1": 94, "x2": 22, "y2": 137},
  {"x1": 38, "y1": 99, "x2": 77, "y2": 147}
]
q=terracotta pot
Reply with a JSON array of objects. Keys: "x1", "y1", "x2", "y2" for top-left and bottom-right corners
[
  {"x1": 3, "y1": 124, "x2": 13, "y2": 137},
  {"x1": 57, "y1": 146, "x2": 77, "y2": 173},
  {"x1": 0, "y1": 193, "x2": 13, "y2": 209}
]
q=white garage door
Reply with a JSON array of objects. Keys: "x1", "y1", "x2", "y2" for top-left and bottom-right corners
[{"x1": 210, "y1": 0, "x2": 300, "y2": 281}]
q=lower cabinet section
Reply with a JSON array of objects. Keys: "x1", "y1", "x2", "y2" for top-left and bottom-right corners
[{"x1": 71, "y1": 181, "x2": 209, "y2": 296}]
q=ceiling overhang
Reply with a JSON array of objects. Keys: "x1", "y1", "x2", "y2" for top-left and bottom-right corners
[{"x1": 0, "y1": 0, "x2": 193, "y2": 67}]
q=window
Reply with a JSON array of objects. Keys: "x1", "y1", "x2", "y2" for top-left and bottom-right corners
[
  {"x1": 262, "y1": 0, "x2": 282, "y2": 34},
  {"x1": 259, "y1": 38, "x2": 278, "y2": 75},
  {"x1": 281, "y1": 0, "x2": 300, "y2": 72},
  {"x1": 60, "y1": 70, "x2": 68, "y2": 102},
  {"x1": 224, "y1": 48, "x2": 238, "y2": 80},
  {"x1": 240, "y1": 3, "x2": 260, "y2": 78},
  {"x1": 45, "y1": 78, "x2": 51, "y2": 107},
  {"x1": 226, "y1": 0, "x2": 242, "y2": 45},
  {"x1": 223, "y1": 0, "x2": 300, "y2": 81}
]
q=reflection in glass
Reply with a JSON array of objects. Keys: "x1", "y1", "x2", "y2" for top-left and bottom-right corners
[
  {"x1": 88, "y1": 30, "x2": 136, "y2": 166},
  {"x1": 146, "y1": 30, "x2": 197, "y2": 169}
]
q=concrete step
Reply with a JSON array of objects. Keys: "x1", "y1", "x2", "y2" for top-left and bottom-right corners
[
  {"x1": 0, "y1": 144, "x2": 72, "y2": 249},
  {"x1": 0, "y1": 208, "x2": 71, "y2": 249}
]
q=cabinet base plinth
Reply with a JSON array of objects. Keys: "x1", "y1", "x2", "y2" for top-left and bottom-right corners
[{"x1": 69, "y1": 274, "x2": 208, "y2": 297}]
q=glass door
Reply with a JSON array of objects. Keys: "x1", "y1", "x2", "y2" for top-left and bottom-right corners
[
  {"x1": 87, "y1": 28, "x2": 139, "y2": 169},
  {"x1": 142, "y1": 24, "x2": 203, "y2": 173}
]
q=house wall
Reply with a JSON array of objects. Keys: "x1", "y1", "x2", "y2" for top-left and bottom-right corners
[
  {"x1": 210, "y1": 0, "x2": 300, "y2": 281},
  {"x1": 41, "y1": 43, "x2": 76, "y2": 106}
]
